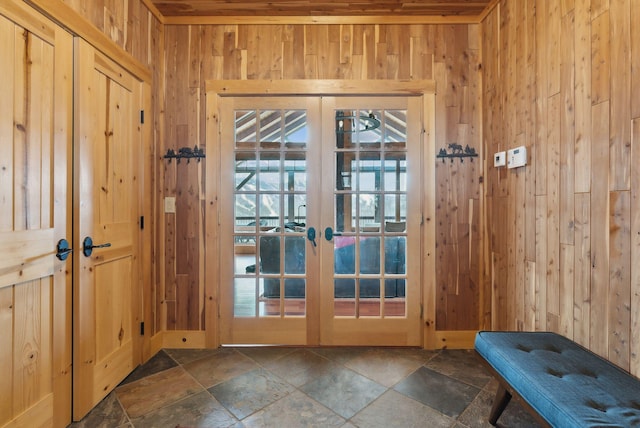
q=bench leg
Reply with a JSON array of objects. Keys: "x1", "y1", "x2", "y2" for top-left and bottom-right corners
[{"x1": 489, "y1": 384, "x2": 512, "y2": 425}]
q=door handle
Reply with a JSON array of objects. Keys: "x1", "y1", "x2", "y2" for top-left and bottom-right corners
[
  {"x1": 307, "y1": 227, "x2": 317, "y2": 247},
  {"x1": 56, "y1": 239, "x2": 73, "y2": 261},
  {"x1": 83, "y1": 236, "x2": 112, "y2": 257},
  {"x1": 324, "y1": 227, "x2": 333, "y2": 241}
]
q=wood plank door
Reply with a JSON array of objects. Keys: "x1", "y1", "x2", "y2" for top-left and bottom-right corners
[
  {"x1": 73, "y1": 38, "x2": 143, "y2": 420},
  {"x1": 0, "y1": 2, "x2": 73, "y2": 427},
  {"x1": 319, "y1": 96, "x2": 422, "y2": 346}
]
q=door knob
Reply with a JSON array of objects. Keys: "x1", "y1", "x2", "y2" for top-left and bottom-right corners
[
  {"x1": 56, "y1": 239, "x2": 73, "y2": 261},
  {"x1": 83, "y1": 236, "x2": 112, "y2": 257},
  {"x1": 324, "y1": 227, "x2": 333, "y2": 241}
]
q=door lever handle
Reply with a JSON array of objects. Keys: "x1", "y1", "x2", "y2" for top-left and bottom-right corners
[
  {"x1": 56, "y1": 239, "x2": 73, "y2": 261},
  {"x1": 307, "y1": 227, "x2": 317, "y2": 247},
  {"x1": 83, "y1": 236, "x2": 112, "y2": 257}
]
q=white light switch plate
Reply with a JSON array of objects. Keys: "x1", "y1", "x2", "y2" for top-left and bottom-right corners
[
  {"x1": 164, "y1": 196, "x2": 176, "y2": 213},
  {"x1": 494, "y1": 151, "x2": 506, "y2": 167}
]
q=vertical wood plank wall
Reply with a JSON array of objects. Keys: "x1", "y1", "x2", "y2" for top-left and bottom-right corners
[
  {"x1": 161, "y1": 23, "x2": 483, "y2": 332},
  {"x1": 482, "y1": 0, "x2": 640, "y2": 375}
]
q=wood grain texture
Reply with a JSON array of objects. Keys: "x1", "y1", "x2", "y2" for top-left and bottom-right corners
[
  {"x1": 483, "y1": 0, "x2": 640, "y2": 375},
  {"x1": 163, "y1": 23, "x2": 482, "y2": 333}
]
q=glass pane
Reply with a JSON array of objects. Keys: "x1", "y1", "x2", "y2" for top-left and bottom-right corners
[
  {"x1": 284, "y1": 236, "x2": 305, "y2": 274},
  {"x1": 235, "y1": 194, "x2": 256, "y2": 232},
  {"x1": 360, "y1": 279, "x2": 380, "y2": 298},
  {"x1": 384, "y1": 152, "x2": 406, "y2": 191},
  {"x1": 284, "y1": 110, "x2": 307, "y2": 147},
  {"x1": 259, "y1": 110, "x2": 282, "y2": 146},
  {"x1": 336, "y1": 152, "x2": 355, "y2": 190},
  {"x1": 357, "y1": 110, "x2": 382, "y2": 146},
  {"x1": 259, "y1": 278, "x2": 280, "y2": 316},
  {"x1": 259, "y1": 235, "x2": 280, "y2": 274},
  {"x1": 334, "y1": 236, "x2": 355, "y2": 274},
  {"x1": 335, "y1": 109, "x2": 357, "y2": 149},
  {"x1": 360, "y1": 237, "x2": 380, "y2": 274},
  {"x1": 359, "y1": 194, "x2": 380, "y2": 231},
  {"x1": 284, "y1": 152, "x2": 307, "y2": 192},
  {"x1": 235, "y1": 152, "x2": 257, "y2": 191},
  {"x1": 258, "y1": 152, "x2": 280, "y2": 191},
  {"x1": 385, "y1": 237, "x2": 406, "y2": 274},
  {"x1": 334, "y1": 194, "x2": 355, "y2": 234},
  {"x1": 384, "y1": 194, "x2": 406, "y2": 225},
  {"x1": 235, "y1": 110, "x2": 257, "y2": 148},
  {"x1": 284, "y1": 279, "x2": 305, "y2": 316},
  {"x1": 235, "y1": 242, "x2": 257, "y2": 274},
  {"x1": 259, "y1": 194, "x2": 280, "y2": 228},
  {"x1": 335, "y1": 279, "x2": 355, "y2": 316},
  {"x1": 285, "y1": 194, "x2": 307, "y2": 227},
  {"x1": 384, "y1": 110, "x2": 407, "y2": 145},
  {"x1": 234, "y1": 277, "x2": 256, "y2": 317},
  {"x1": 384, "y1": 279, "x2": 406, "y2": 317},
  {"x1": 359, "y1": 152, "x2": 381, "y2": 191}
]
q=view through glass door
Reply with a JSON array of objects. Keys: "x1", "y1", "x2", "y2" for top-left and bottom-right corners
[{"x1": 219, "y1": 95, "x2": 421, "y2": 346}]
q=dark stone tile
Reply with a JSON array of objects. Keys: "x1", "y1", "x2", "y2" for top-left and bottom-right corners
[
  {"x1": 237, "y1": 346, "x2": 297, "y2": 365},
  {"x1": 394, "y1": 366, "x2": 480, "y2": 418},
  {"x1": 130, "y1": 390, "x2": 238, "y2": 428},
  {"x1": 425, "y1": 349, "x2": 493, "y2": 388},
  {"x1": 300, "y1": 366, "x2": 386, "y2": 419},
  {"x1": 350, "y1": 390, "x2": 453, "y2": 428},
  {"x1": 164, "y1": 347, "x2": 222, "y2": 365},
  {"x1": 120, "y1": 350, "x2": 178, "y2": 386},
  {"x1": 241, "y1": 390, "x2": 345, "y2": 427},
  {"x1": 263, "y1": 348, "x2": 335, "y2": 387},
  {"x1": 116, "y1": 366, "x2": 204, "y2": 419},
  {"x1": 209, "y1": 368, "x2": 295, "y2": 420},
  {"x1": 308, "y1": 347, "x2": 369, "y2": 365},
  {"x1": 183, "y1": 348, "x2": 259, "y2": 389},
  {"x1": 68, "y1": 391, "x2": 129, "y2": 428}
]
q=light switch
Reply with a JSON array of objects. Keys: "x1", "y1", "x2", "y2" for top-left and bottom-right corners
[
  {"x1": 494, "y1": 151, "x2": 506, "y2": 167},
  {"x1": 164, "y1": 196, "x2": 176, "y2": 213}
]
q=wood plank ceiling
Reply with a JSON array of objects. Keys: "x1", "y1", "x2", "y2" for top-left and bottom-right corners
[{"x1": 150, "y1": 0, "x2": 493, "y2": 17}]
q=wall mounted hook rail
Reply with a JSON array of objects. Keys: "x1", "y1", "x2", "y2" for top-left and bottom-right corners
[
  {"x1": 164, "y1": 146, "x2": 205, "y2": 163},
  {"x1": 436, "y1": 143, "x2": 478, "y2": 163}
]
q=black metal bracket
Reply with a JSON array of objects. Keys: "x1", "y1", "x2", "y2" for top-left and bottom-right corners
[
  {"x1": 164, "y1": 146, "x2": 205, "y2": 163},
  {"x1": 437, "y1": 143, "x2": 478, "y2": 163}
]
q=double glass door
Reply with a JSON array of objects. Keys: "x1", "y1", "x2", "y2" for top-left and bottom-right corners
[{"x1": 219, "y1": 96, "x2": 421, "y2": 346}]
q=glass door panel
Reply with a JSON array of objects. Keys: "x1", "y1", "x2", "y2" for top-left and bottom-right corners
[
  {"x1": 321, "y1": 96, "x2": 421, "y2": 346},
  {"x1": 220, "y1": 97, "x2": 321, "y2": 344}
]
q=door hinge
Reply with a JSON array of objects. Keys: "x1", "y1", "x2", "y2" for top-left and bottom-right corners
[
  {"x1": 140, "y1": 322, "x2": 145, "y2": 335},
  {"x1": 140, "y1": 216, "x2": 144, "y2": 230},
  {"x1": 140, "y1": 110, "x2": 145, "y2": 124}
]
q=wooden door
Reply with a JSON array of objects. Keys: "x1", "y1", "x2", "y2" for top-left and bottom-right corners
[
  {"x1": 319, "y1": 97, "x2": 422, "y2": 346},
  {"x1": 216, "y1": 93, "x2": 422, "y2": 347},
  {"x1": 219, "y1": 96, "x2": 323, "y2": 345},
  {"x1": 73, "y1": 38, "x2": 143, "y2": 420},
  {"x1": 0, "y1": 2, "x2": 73, "y2": 427}
]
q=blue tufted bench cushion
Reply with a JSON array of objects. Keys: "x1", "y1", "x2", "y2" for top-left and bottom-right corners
[{"x1": 474, "y1": 331, "x2": 640, "y2": 427}]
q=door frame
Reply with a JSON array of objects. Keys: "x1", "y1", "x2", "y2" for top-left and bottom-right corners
[{"x1": 205, "y1": 79, "x2": 437, "y2": 348}]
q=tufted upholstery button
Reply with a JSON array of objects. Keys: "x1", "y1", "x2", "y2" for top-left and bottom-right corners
[
  {"x1": 586, "y1": 399, "x2": 608, "y2": 412},
  {"x1": 546, "y1": 367, "x2": 564, "y2": 378},
  {"x1": 516, "y1": 344, "x2": 532, "y2": 352}
]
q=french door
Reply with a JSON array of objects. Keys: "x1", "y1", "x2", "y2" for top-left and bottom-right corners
[{"x1": 219, "y1": 94, "x2": 421, "y2": 346}]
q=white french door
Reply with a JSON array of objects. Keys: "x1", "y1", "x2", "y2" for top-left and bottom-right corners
[{"x1": 218, "y1": 94, "x2": 422, "y2": 346}]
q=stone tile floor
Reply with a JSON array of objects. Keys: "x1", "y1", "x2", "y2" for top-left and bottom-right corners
[{"x1": 69, "y1": 347, "x2": 540, "y2": 427}]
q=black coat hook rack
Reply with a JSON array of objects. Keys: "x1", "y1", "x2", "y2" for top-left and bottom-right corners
[
  {"x1": 164, "y1": 146, "x2": 205, "y2": 163},
  {"x1": 437, "y1": 143, "x2": 478, "y2": 163}
]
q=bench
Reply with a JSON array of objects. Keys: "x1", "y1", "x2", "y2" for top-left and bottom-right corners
[{"x1": 474, "y1": 331, "x2": 640, "y2": 427}]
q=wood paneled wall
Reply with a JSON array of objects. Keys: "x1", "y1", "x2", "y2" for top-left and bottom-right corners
[
  {"x1": 482, "y1": 0, "x2": 640, "y2": 375},
  {"x1": 162, "y1": 23, "x2": 483, "y2": 332}
]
